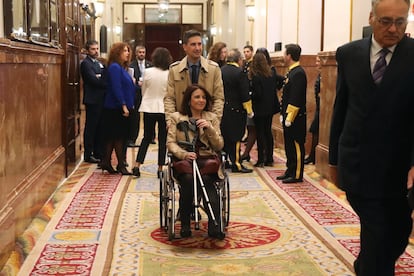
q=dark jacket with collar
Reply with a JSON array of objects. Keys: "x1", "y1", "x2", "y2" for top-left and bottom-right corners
[
  {"x1": 129, "y1": 59, "x2": 153, "y2": 106},
  {"x1": 329, "y1": 35, "x2": 414, "y2": 198},
  {"x1": 81, "y1": 56, "x2": 107, "y2": 105}
]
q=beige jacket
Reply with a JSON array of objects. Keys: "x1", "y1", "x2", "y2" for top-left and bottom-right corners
[
  {"x1": 167, "y1": 111, "x2": 224, "y2": 178},
  {"x1": 164, "y1": 56, "x2": 224, "y2": 123}
]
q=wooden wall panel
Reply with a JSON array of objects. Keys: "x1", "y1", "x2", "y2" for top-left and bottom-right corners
[
  {"x1": 0, "y1": 40, "x2": 66, "y2": 267},
  {"x1": 315, "y1": 52, "x2": 337, "y2": 182}
]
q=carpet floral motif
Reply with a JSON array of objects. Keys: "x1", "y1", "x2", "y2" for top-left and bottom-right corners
[{"x1": 151, "y1": 221, "x2": 281, "y2": 249}]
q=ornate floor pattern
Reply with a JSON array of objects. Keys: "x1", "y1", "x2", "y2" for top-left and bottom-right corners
[
  {"x1": 109, "y1": 148, "x2": 355, "y2": 275},
  {"x1": 4, "y1": 145, "x2": 414, "y2": 275},
  {"x1": 15, "y1": 166, "x2": 130, "y2": 276}
]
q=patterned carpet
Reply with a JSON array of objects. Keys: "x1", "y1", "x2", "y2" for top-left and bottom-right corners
[
  {"x1": 3, "y1": 145, "x2": 414, "y2": 275},
  {"x1": 109, "y1": 147, "x2": 351, "y2": 275},
  {"x1": 10, "y1": 165, "x2": 130, "y2": 276}
]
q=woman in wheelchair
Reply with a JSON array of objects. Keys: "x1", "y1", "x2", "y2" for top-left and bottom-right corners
[{"x1": 167, "y1": 84, "x2": 225, "y2": 239}]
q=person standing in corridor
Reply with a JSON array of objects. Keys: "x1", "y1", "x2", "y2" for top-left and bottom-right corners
[
  {"x1": 277, "y1": 44, "x2": 307, "y2": 184},
  {"x1": 329, "y1": 0, "x2": 414, "y2": 274},
  {"x1": 164, "y1": 30, "x2": 224, "y2": 123},
  {"x1": 80, "y1": 40, "x2": 107, "y2": 164}
]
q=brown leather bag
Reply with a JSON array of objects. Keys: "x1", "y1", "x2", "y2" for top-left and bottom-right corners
[
  {"x1": 173, "y1": 155, "x2": 220, "y2": 175},
  {"x1": 198, "y1": 155, "x2": 221, "y2": 174}
]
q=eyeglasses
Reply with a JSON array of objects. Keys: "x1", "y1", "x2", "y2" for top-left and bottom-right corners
[{"x1": 376, "y1": 17, "x2": 407, "y2": 28}]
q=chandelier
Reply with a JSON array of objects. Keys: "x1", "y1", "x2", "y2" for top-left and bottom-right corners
[{"x1": 158, "y1": 0, "x2": 169, "y2": 14}]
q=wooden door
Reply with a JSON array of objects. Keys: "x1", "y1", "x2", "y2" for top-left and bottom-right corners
[
  {"x1": 63, "y1": 0, "x2": 82, "y2": 175},
  {"x1": 145, "y1": 25, "x2": 182, "y2": 61}
]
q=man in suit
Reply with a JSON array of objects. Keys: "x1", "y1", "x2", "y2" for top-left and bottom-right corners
[
  {"x1": 277, "y1": 44, "x2": 307, "y2": 184},
  {"x1": 128, "y1": 45, "x2": 153, "y2": 147},
  {"x1": 164, "y1": 29, "x2": 224, "y2": 123},
  {"x1": 329, "y1": 0, "x2": 414, "y2": 274},
  {"x1": 220, "y1": 48, "x2": 253, "y2": 173},
  {"x1": 242, "y1": 45, "x2": 254, "y2": 74},
  {"x1": 80, "y1": 40, "x2": 107, "y2": 163}
]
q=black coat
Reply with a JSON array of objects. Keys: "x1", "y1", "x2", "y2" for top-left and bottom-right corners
[
  {"x1": 280, "y1": 65, "x2": 307, "y2": 142},
  {"x1": 80, "y1": 56, "x2": 107, "y2": 105},
  {"x1": 329, "y1": 36, "x2": 414, "y2": 198},
  {"x1": 251, "y1": 68, "x2": 282, "y2": 117},
  {"x1": 220, "y1": 63, "x2": 250, "y2": 141}
]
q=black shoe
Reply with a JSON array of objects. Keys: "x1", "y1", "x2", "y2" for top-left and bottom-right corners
[
  {"x1": 150, "y1": 140, "x2": 156, "y2": 144},
  {"x1": 264, "y1": 161, "x2": 274, "y2": 167},
  {"x1": 231, "y1": 166, "x2": 253, "y2": 173},
  {"x1": 276, "y1": 172, "x2": 290, "y2": 180},
  {"x1": 123, "y1": 161, "x2": 129, "y2": 167},
  {"x1": 304, "y1": 157, "x2": 315, "y2": 164},
  {"x1": 240, "y1": 155, "x2": 251, "y2": 162},
  {"x1": 85, "y1": 156, "x2": 101, "y2": 163},
  {"x1": 208, "y1": 230, "x2": 226, "y2": 240},
  {"x1": 100, "y1": 163, "x2": 117, "y2": 174},
  {"x1": 353, "y1": 258, "x2": 360, "y2": 274},
  {"x1": 225, "y1": 161, "x2": 231, "y2": 169},
  {"x1": 127, "y1": 141, "x2": 140, "y2": 147},
  {"x1": 282, "y1": 177, "x2": 303, "y2": 184},
  {"x1": 254, "y1": 162, "x2": 264, "y2": 168},
  {"x1": 117, "y1": 166, "x2": 132, "y2": 175},
  {"x1": 180, "y1": 226, "x2": 192, "y2": 238},
  {"x1": 132, "y1": 167, "x2": 140, "y2": 177}
]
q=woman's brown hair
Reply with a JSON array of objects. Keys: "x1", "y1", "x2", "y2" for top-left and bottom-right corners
[
  {"x1": 151, "y1": 47, "x2": 173, "y2": 70},
  {"x1": 108, "y1": 42, "x2": 131, "y2": 68},
  {"x1": 179, "y1": 84, "x2": 212, "y2": 116},
  {"x1": 249, "y1": 52, "x2": 272, "y2": 79}
]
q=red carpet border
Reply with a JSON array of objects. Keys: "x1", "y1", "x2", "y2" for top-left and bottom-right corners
[
  {"x1": 264, "y1": 168, "x2": 414, "y2": 275},
  {"x1": 16, "y1": 167, "x2": 129, "y2": 276}
]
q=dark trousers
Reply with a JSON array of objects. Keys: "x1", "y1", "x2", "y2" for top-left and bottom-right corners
[
  {"x1": 254, "y1": 114, "x2": 274, "y2": 163},
  {"x1": 135, "y1": 113, "x2": 166, "y2": 166},
  {"x1": 283, "y1": 127, "x2": 305, "y2": 180},
  {"x1": 84, "y1": 104, "x2": 103, "y2": 159},
  {"x1": 128, "y1": 106, "x2": 140, "y2": 143},
  {"x1": 347, "y1": 193, "x2": 412, "y2": 276},
  {"x1": 177, "y1": 173, "x2": 220, "y2": 232},
  {"x1": 223, "y1": 139, "x2": 242, "y2": 170}
]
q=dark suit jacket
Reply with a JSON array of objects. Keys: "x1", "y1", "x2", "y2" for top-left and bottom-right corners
[
  {"x1": 281, "y1": 65, "x2": 307, "y2": 143},
  {"x1": 220, "y1": 63, "x2": 250, "y2": 140},
  {"x1": 80, "y1": 56, "x2": 107, "y2": 105},
  {"x1": 129, "y1": 59, "x2": 153, "y2": 106},
  {"x1": 329, "y1": 36, "x2": 414, "y2": 198}
]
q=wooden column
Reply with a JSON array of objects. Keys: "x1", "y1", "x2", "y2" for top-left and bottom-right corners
[{"x1": 315, "y1": 51, "x2": 337, "y2": 183}]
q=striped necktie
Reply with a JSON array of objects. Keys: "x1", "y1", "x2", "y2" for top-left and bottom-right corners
[{"x1": 372, "y1": 48, "x2": 389, "y2": 84}]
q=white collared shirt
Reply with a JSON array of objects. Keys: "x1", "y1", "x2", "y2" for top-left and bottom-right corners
[{"x1": 370, "y1": 36, "x2": 396, "y2": 72}]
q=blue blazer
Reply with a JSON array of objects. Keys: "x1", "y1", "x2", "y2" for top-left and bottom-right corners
[
  {"x1": 105, "y1": 63, "x2": 135, "y2": 110},
  {"x1": 329, "y1": 35, "x2": 414, "y2": 198}
]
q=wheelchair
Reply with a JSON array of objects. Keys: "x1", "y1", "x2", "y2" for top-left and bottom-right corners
[{"x1": 159, "y1": 152, "x2": 230, "y2": 240}]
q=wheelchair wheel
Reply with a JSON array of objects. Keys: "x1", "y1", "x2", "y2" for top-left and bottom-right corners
[
  {"x1": 224, "y1": 176, "x2": 230, "y2": 227},
  {"x1": 159, "y1": 169, "x2": 168, "y2": 229},
  {"x1": 217, "y1": 175, "x2": 230, "y2": 229},
  {"x1": 167, "y1": 177, "x2": 176, "y2": 240}
]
